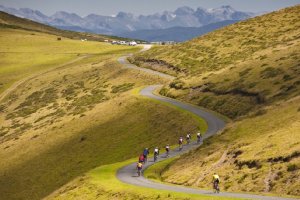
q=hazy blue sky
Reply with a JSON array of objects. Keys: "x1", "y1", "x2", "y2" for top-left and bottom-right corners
[{"x1": 1, "y1": 0, "x2": 299, "y2": 16}]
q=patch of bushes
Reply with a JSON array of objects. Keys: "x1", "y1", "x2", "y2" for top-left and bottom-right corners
[
  {"x1": 62, "y1": 85, "x2": 77, "y2": 99},
  {"x1": 235, "y1": 159, "x2": 262, "y2": 169},
  {"x1": 283, "y1": 74, "x2": 293, "y2": 81},
  {"x1": 159, "y1": 87, "x2": 169, "y2": 96},
  {"x1": 268, "y1": 151, "x2": 300, "y2": 163},
  {"x1": 248, "y1": 82, "x2": 257, "y2": 89},
  {"x1": 34, "y1": 109, "x2": 66, "y2": 123},
  {"x1": 169, "y1": 80, "x2": 185, "y2": 90},
  {"x1": 19, "y1": 123, "x2": 33, "y2": 131},
  {"x1": 238, "y1": 174, "x2": 248, "y2": 183},
  {"x1": 15, "y1": 107, "x2": 37, "y2": 117},
  {"x1": 72, "y1": 93, "x2": 107, "y2": 107},
  {"x1": 111, "y1": 83, "x2": 135, "y2": 93},
  {"x1": 198, "y1": 95, "x2": 213, "y2": 107},
  {"x1": 259, "y1": 55, "x2": 268, "y2": 60},
  {"x1": 18, "y1": 88, "x2": 57, "y2": 109},
  {"x1": 252, "y1": 109, "x2": 267, "y2": 117},
  {"x1": 261, "y1": 63, "x2": 268, "y2": 67},
  {"x1": 0, "y1": 104, "x2": 6, "y2": 112},
  {"x1": 287, "y1": 164, "x2": 299, "y2": 172},
  {"x1": 239, "y1": 68, "x2": 252, "y2": 77},
  {"x1": 0, "y1": 127, "x2": 9, "y2": 137},
  {"x1": 260, "y1": 67, "x2": 283, "y2": 79},
  {"x1": 13, "y1": 88, "x2": 58, "y2": 118}
]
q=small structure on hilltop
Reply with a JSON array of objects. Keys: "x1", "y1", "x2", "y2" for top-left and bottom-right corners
[
  {"x1": 129, "y1": 41, "x2": 137, "y2": 46},
  {"x1": 151, "y1": 41, "x2": 178, "y2": 45}
]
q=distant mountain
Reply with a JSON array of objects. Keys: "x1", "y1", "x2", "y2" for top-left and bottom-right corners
[
  {"x1": 119, "y1": 20, "x2": 239, "y2": 42},
  {"x1": 0, "y1": 5, "x2": 255, "y2": 37},
  {"x1": 0, "y1": 11, "x2": 136, "y2": 42}
]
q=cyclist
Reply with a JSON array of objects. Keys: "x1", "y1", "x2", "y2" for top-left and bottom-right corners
[
  {"x1": 138, "y1": 154, "x2": 145, "y2": 163},
  {"x1": 165, "y1": 144, "x2": 170, "y2": 157},
  {"x1": 197, "y1": 132, "x2": 202, "y2": 144},
  {"x1": 186, "y1": 133, "x2": 191, "y2": 144},
  {"x1": 143, "y1": 148, "x2": 149, "y2": 163},
  {"x1": 136, "y1": 162, "x2": 143, "y2": 176},
  {"x1": 178, "y1": 136, "x2": 183, "y2": 151},
  {"x1": 154, "y1": 147, "x2": 159, "y2": 162},
  {"x1": 212, "y1": 173, "x2": 220, "y2": 193}
]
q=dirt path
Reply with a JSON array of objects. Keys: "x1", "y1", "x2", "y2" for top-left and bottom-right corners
[{"x1": 116, "y1": 47, "x2": 298, "y2": 200}]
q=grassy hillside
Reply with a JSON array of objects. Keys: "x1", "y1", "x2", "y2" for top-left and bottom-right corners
[
  {"x1": 131, "y1": 5, "x2": 300, "y2": 119},
  {"x1": 0, "y1": 28, "x2": 137, "y2": 95},
  {"x1": 149, "y1": 97, "x2": 300, "y2": 196},
  {"x1": 129, "y1": 5, "x2": 300, "y2": 197},
  {"x1": 0, "y1": 11, "x2": 132, "y2": 42},
  {"x1": 0, "y1": 27, "x2": 204, "y2": 199}
]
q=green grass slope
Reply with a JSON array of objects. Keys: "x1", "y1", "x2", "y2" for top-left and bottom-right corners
[
  {"x1": 46, "y1": 160, "x2": 243, "y2": 200},
  {"x1": 129, "y1": 5, "x2": 300, "y2": 197},
  {"x1": 0, "y1": 27, "x2": 204, "y2": 199},
  {"x1": 0, "y1": 28, "x2": 137, "y2": 95}
]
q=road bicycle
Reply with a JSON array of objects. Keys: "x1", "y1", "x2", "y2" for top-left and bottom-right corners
[{"x1": 213, "y1": 181, "x2": 220, "y2": 193}]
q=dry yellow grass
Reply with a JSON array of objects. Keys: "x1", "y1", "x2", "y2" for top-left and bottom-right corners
[
  {"x1": 160, "y1": 97, "x2": 300, "y2": 196},
  {"x1": 0, "y1": 28, "x2": 139, "y2": 95},
  {"x1": 132, "y1": 5, "x2": 300, "y2": 119},
  {"x1": 127, "y1": 5, "x2": 300, "y2": 197},
  {"x1": 0, "y1": 27, "x2": 203, "y2": 199}
]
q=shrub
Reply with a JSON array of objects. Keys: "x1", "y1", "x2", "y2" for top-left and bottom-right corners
[
  {"x1": 159, "y1": 87, "x2": 169, "y2": 96},
  {"x1": 239, "y1": 68, "x2": 252, "y2": 77},
  {"x1": 111, "y1": 83, "x2": 135, "y2": 93},
  {"x1": 254, "y1": 109, "x2": 267, "y2": 117},
  {"x1": 261, "y1": 63, "x2": 268, "y2": 67},
  {"x1": 0, "y1": 104, "x2": 6, "y2": 112},
  {"x1": 261, "y1": 67, "x2": 282, "y2": 79},
  {"x1": 169, "y1": 80, "x2": 185, "y2": 90},
  {"x1": 287, "y1": 164, "x2": 299, "y2": 172},
  {"x1": 283, "y1": 74, "x2": 292, "y2": 81},
  {"x1": 248, "y1": 82, "x2": 257, "y2": 88},
  {"x1": 198, "y1": 96, "x2": 213, "y2": 107}
]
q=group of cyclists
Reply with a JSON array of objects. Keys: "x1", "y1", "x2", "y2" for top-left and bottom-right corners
[{"x1": 135, "y1": 131, "x2": 221, "y2": 192}]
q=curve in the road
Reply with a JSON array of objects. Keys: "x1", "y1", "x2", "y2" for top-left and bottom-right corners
[
  {"x1": 117, "y1": 86, "x2": 297, "y2": 200},
  {"x1": 118, "y1": 45, "x2": 175, "y2": 80},
  {"x1": 116, "y1": 47, "x2": 298, "y2": 200}
]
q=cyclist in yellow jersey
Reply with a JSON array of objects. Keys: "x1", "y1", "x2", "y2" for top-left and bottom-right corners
[
  {"x1": 136, "y1": 162, "x2": 143, "y2": 176},
  {"x1": 212, "y1": 173, "x2": 220, "y2": 193}
]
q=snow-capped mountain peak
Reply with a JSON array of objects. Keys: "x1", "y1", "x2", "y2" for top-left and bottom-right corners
[{"x1": 0, "y1": 5, "x2": 255, "y2": 35}]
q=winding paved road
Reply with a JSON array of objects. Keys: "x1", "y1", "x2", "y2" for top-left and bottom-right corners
[
  {"x1": 116, "y1": 46, "x2": 298, "y2": 200},
  {"x1": 117, "y1": 45, "x2": 175, "y2": 80}
]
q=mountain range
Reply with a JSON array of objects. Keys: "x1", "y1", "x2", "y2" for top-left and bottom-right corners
[
  {"x1": 0, "y1": 5, "x2": 255, "y2": 41},
  {"x1": 119, "y1": 20, "x2": 239, "y2": 42}
]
